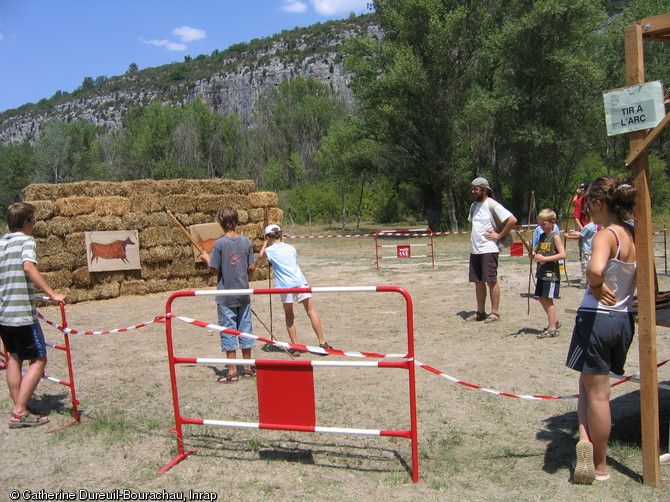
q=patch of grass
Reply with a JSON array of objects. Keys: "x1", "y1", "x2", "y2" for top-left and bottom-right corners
[{"x1": 377, "y1": 470, "x2": 405, "y2": 486}]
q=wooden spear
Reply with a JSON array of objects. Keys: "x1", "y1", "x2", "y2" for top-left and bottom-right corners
[{"x1": 517, "y1": 229, "x2": 534, "y2": 315}]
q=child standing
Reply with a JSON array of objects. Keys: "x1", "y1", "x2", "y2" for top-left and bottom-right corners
[
  {"x1": 532, "y1": 209, "x2": 566, "y2": 338},
  {"x1": 567, "y1": 213, "x2": 599, "y2": 288},
  {"x1": 201, "y1": 206, "x2": 256, "y2": 383},
  {"x1": 259, "y1": 224, "x2": 333, "y2": 355},
  {"x1": 1, "y1": 203, "x2": 66, "y2": 427}
]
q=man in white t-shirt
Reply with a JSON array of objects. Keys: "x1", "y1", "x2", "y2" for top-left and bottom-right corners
[{"x1": 465, "y1": 177, "x2": 517, "y2": 323}]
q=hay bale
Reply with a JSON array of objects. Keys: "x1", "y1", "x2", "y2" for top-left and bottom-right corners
[
  {"x1": 130, "y1": 194, "x2": 164, "y2": 213},
  {"x1": 119, "y1": 280, "x2": 149, "y2": 296},
  {"x1": 38, "y1": 252, "x2": 78, "y2": 272},
  {"x1": 122, "y1": 212, "x2": 151, "y2": 230},
  {"x1": 267, "y1": 208, "x2": 284, "y2": 224},
  {"x1": 72, "y1": 267, "x2": 92, "y2": 287},
  {"x1": 146, "y1": 212, "x2": 171, "y2": 227},
  {"x1": 247, "y1": 208, "x2": 264, "y2": 222},
  {"x1": 141, "y1": 263, "x2": 170, "y2": 280},
  {"x1": 91, "y1": 282, "x2": 121, "y2": 300},
  {"x1": 64, "y1": 233, "x2": 86, "y2": 255},
  {"x1": 166, "y1": 258, "x2": 198, "y2": 278},
  {"x1": 99, "y1": 215, "x2": 124, "y2": 230},
  {"x1": 250, "y1": 192, "x2": 279, "y2": 208},
  {"x1": 181, "y1": 212, "x2": 211, "y2": 226},
  {"x1": 31, "y1": 221, "x2": 49, "y2": 238},
  {"x1": 95, "y1": 197, "x2": 131, "y2": 216},
  {"x1": 22, "y1": 184, "x2": 61, "y2": 201},
  {"x1": 164, "y1": 195, "x2": 197, "y2": 213},
  {"x1": 238, "y1": 223, "x2": 263, "y2": 242},
  {"x1": 58, "y1": 181, "x2": 128, "y2": 198},
  {"x1": 32, "y1": 201, "x2": 55, "y2": 220},
  {"x1": 237, "y1": 209, "x2": 249, "y2": 224},
  {"x1": 142, "y1": 226, "x2": 180, "y2": 247},
  {"x1": 54, "y1": 197, "x2": 96, "y2": 216},
  {"x1": 144, "y1": 279, "x2": 169, "y2": 293},
  {"x1": 191, "y1": 195, "x2": 227, "y2": 213},
  {"x1": 41, "y1": 270, "x2": 73, "y2": 289},
  {"x1": 40, "y1": 235, "x2": 65, "y2": 257},
  {"x1": 122, "y1": 179, "x2": 159, "y2": 196},
  {"x1": 44, "y1": 217, "x2": 73, "y2": 236},
  {"x1": 147, "y1": 245, "x2": 175, "y2": 262}
]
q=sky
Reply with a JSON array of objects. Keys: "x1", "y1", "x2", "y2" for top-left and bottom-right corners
[{"x1": 0, "y1": 0, "x2": 372, "y2": 113}]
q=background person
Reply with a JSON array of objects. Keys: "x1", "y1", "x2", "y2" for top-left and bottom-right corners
[
  {"x1": 465, "y1": 177, "x2": 517, "y2": 323},
  {"x1": 0, "y1": 202, "x2": 66, "y2": 428}
]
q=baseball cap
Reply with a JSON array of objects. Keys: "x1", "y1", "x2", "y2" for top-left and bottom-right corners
[
  {"x1": 471, "y1": 177, "x2": 490, "y2": 189},
  {"x1": 264, "y1": 224, "x2": 281, "y2": 235}
]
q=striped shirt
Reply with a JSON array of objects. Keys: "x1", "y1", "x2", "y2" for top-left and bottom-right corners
[{"x1": 0, "y1": 232, "x2": 38, "y2": 326}]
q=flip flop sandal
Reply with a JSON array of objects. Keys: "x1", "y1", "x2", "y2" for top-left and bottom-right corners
[
  {"x1": 288, "y1": 348, "x2": 302, "y2": 356},
  {"x1": 318, "y1": 343, "x2": 333, "y2": 356},
  {"x1": 9, "y1": 411, "x2": 50, "y2": 428},
  {"x1": 217, "y1": 372, "x2": 240, "y2": 383},
  {"x1": 483, "y1": 312, "x2": 500, "y2": 323},
  {"x1": 537, "y1": 328, "x2": 560, "y2": 339},
  {"x1": 242, "y1": 369, "x2": 255, "y2": 378},
  {"x1": 465, "y1": 311, "x2": 487, "y2": 322},
  {"x1": 573, "y1": 441, "x2": 595, "y2": 484}
]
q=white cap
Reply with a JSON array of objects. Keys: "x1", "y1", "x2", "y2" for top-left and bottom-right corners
[{"x1": 264, "y1": 224, "x2": 281, "y2": 235}]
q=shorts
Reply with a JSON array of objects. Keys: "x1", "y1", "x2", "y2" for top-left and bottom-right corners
[
  {"x1": 565, "y1": 309, "x2": 634, "y2": 375},
  {"x1": 217, "y1": 304, "x2": 255, "y2": 351},
  {"x1": 534, "y1": 278, "x2": 560, "y2": 299},
  {"x1": 280, "y1": 285, "x2": 312, "y2": 304},
  {"x1": 0, "y1": 323, "x2": 47, "y2": 360},
  {"x1": 469, "y1": 253, "x2": 499, "y2": 283}
]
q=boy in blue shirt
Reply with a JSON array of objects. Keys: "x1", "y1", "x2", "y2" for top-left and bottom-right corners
[{"x1": 201, "y1": 206, "x2": 256, "y2": 382}]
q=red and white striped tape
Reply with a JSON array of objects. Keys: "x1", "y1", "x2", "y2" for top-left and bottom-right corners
[
  {"x1": 36, "y1": 311, "x2": 669, "y2": 400},
  {"x1": 37, "y1": 312, "x2": 166, "y2": 335},
  {"x1": 414, "y1": 358, "x2": 670, "y2": 400},
  {"x1": 285, "y1": 229, "x2": 668, "y2": 239}
]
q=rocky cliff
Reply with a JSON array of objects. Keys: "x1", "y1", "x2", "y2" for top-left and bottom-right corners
[{"x1": 0, "y1": 18, "x2": 380, "y2": 145}]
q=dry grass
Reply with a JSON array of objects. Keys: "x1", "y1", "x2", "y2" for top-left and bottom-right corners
[{"x1": 2, "y1": 229, "x2": 670, "y2": 501}]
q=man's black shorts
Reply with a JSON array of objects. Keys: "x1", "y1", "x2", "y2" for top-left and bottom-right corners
[{"x1": 469, "y1": 252, "x2": 499, "y2": 283}]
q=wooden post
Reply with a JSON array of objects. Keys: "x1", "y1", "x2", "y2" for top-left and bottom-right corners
[{"x1": 625, "y1": 23, "x2": 661, "y2": 487}]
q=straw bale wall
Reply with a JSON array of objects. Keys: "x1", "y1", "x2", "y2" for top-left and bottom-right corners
[{"x1": 22, "y1": 179, "x2": 280, "y2": 303}]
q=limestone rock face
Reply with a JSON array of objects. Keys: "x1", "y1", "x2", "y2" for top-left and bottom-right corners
[{"x1": 0, "y1": 23, "x2": 381, "y2": 144}]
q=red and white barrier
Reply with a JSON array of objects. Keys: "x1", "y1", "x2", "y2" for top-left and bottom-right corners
[
  {"x1": 159, "y1": 286, "x2": 420, "y2": 483},
  {"x1": 374, "y1": 229, "x2": 435, "y2": 270},
  {"x1": 35, "y1": 297, "x2": 81, "y2": 428}
]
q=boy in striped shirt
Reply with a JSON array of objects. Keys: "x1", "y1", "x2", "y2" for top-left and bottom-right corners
[{"x1": 0, "y1": 203, "x2": 66, "y2": 428}]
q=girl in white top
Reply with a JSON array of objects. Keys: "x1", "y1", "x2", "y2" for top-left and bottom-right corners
[
  {"x1": 565, "y1": 176, "x2": 636, "y2": 484},
  {"x1": 259, "y1": 224, "x2": 333, "y2": 356}
]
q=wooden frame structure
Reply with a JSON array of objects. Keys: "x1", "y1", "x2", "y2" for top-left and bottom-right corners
[{"x1": 624, "y1": 12, "x2": 670, "y2": 487}]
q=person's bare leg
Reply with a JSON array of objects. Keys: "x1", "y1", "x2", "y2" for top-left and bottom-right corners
[
  {"x1": 538, "y1": 297, "x2": 557, "y2": 330},
  {"x1": 475, "y1": 281, "x2": 487, "y2": 313},
  {"x1": 487, "y1": 281, "x2": 500, "y2": 313},
  {"x1": 581, "y1": 373, "x2": 611, "y2": 477},
  {"x1": 301, "y1": 298, "x2": 326, "y2": 345},
  {"x1": 226, "y1": 350, "x2": 238, "y2": 379},
  {"x1": 8, "y1": 355, "x2": 47, "y2": 418},
  {"x1": 241, "y1": 347, "x2": 253, "y2": 374},
  {"x1": 282, "y1": 303, "x2": 298, "y2": 344}
]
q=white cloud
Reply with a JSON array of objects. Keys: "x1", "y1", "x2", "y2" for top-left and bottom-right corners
[
  {"x1": 139, "y1": 37, "x2": 187, "y2": 52},
  {"x1": 311, "y1": 0, "x2": 369, "y2": 15},
  {"x1": 172, "y1": 26, "x2": 206, "y2": 43},
  {"x1": 0, "y1": 33, "x2": 4, "y2": 42},
  {"x1": 279, "y1": 0, "x2": 308, "y2": 13}
]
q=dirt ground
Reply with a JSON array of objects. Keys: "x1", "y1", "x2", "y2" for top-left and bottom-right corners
[{"x1": 3, "y1": 233, "x2": 670, "y2": 501}]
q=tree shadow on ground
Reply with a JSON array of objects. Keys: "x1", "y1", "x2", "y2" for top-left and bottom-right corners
[
  {"x1": 537, "y1": 384, "x2": 670, "y2": 482},
  {"x1": 31, "y1": 392, "x2": 70, "y2": 417}
]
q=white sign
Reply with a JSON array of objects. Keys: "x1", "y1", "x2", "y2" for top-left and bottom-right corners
[{"x1": 603, "y1": 80, "x2": 665, "y2": 136}]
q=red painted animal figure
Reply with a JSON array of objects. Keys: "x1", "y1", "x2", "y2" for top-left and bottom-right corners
[
  {"x1": 198, "y1": 238, "x2": 217, "y2": 253},
  {"x1": 89, "y1": 237, "x2": 135, "y2": 264}
]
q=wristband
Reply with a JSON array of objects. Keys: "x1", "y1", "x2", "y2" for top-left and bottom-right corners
[{"x1": 589, "y1": 282, "x2": 603, "y2": 289}]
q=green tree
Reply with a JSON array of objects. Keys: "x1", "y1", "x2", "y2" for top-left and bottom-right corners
[
  {"x1": 345, "y1": 0, "x2": 492, "y2": 230},
  {"x1": 316, "y1": 118, "x2": 382, "y2": 229},
  {"x1": 34, "y1": 120, "x2": 71, "y2": 183},
  {"x1": 0, "y1": 142, "x2": 36, "y2": 209},
  {"x1": 253, "y1": 78, "x2": 346, "y2": 188}
]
